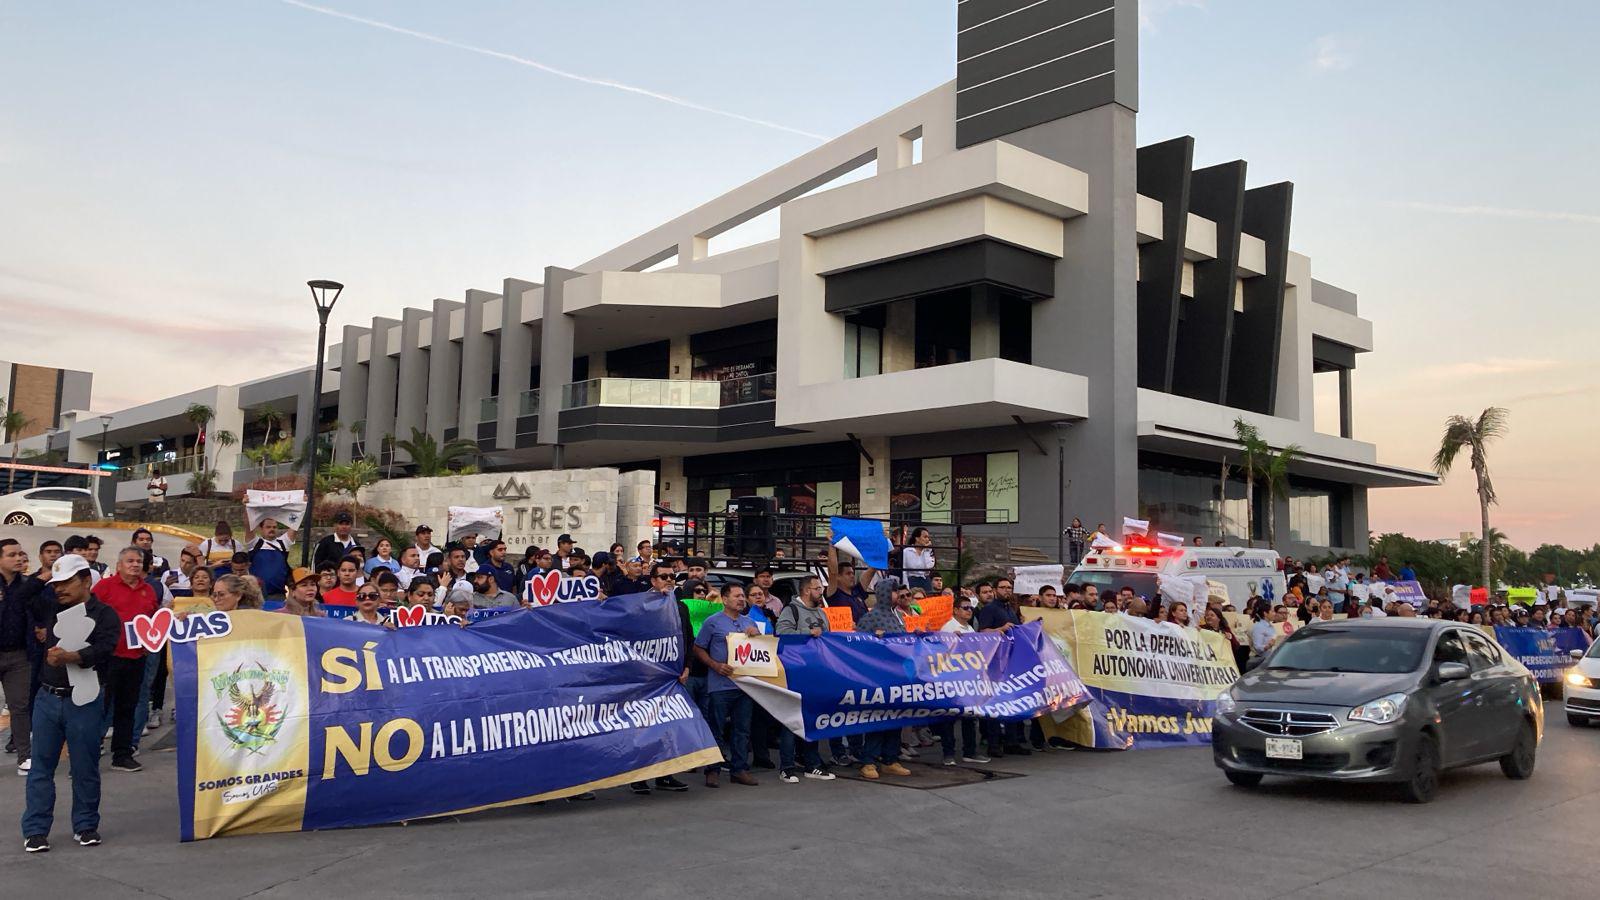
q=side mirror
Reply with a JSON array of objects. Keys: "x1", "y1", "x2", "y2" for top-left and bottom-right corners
[
  {"x1": 1436, "y1": 661, "x2": 1470, "y2": 682},
  {"x1": 1571, "y1": 649, "x2": 1585, "y2": 661}
]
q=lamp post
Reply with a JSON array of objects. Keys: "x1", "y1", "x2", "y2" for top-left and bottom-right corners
[
  {"x1": 302, "y1": 280, "x2": 343, "y2": 567},
  {"x1": 96, "y1": 415, "x2": 114, "y2": 520}
]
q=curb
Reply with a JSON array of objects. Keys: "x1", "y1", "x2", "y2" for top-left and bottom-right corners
[{"x1": 62, "y1": 521, "x2": 209, "y2": 543}]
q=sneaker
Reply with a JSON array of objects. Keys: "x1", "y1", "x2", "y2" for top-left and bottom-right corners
[
  {"x1": 654, "y1": 775, "x2": 689, "y2": 792},
  {"x1": 779, "y1": 769, "x2": 800, "y2": 784},
  {"x1": 17, "y1": 758, "x2": 30, "y2": 776},
  {"x1": 110, "y1": 757, "x2": 142, "y2": 773},
  {"x1": 915, "y1": 728, "x2": 937, "y2": 747},
  {"x1": 942, "y1": 756, "x2": 957, "y2": 766},
  {"x1": 900, "y1": 745, "x2": 920, "y2": 759},
  {"x1": 881, "y1": 762, "x2": 912, "y2": 776},
  {"x1": 74, "y1": 830, "x2": 101, "y2": 847},
  {"x1": 859, "y1": 764, "x2": 880, "y2": 780},
  {"x1": 961, "y1": 754, "x2": 992, "y2": 764},
  {"x1": 1030, "y1": 741, "x2": 1051, "y2": 753},
  {"x1": 146, "y1": 710, "x2": 162, "y2": 732},
  {"x1": 23, "y1": 835, "x2": 48, "y2": 853},
  {"x1": 630, "y1": 781, "x2": 652, "y2": 795},
  {"x1": 803, "y1": 767, "x2": 836, "y2": 781}
]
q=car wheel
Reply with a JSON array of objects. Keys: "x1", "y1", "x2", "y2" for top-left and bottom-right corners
[
  {"x1": 2, "y1": 512, "x2": 33, "y2": 526},
  {"x1": 1399, "y1": 733, "x2": 1439, "y2": 804},
  {"x1": 1567, "y1": 713, "x2": 1592, "y2": 728},
  {"x1": 1225, "y1": 771, "x2": 1263, "y2": 788},
  {"x1": 1499, "y1": 721, "x2": 1537, "y2": 779}
]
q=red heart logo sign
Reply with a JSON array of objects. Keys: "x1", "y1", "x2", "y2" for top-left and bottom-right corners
[
  {"x1": 130, "y1": 607, "x2": 175, "y2": 653},
  {"x1": 527, "y1": 570, "x2": 561, "y2": 607},
  {"x1": 393, "y1": 605, "x2": 427, "y2": 627}
]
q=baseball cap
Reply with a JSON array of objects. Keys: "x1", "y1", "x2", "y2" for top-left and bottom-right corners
[
  {"x1": 333, "y1": 511, "x2": 354, "y2": 525},
  {"x1": 291, "y1": 566, "x2": 317, "y2": 586},
  {"x1": 49, "y1": 554, "x2": 92, "y2": 583},
  {"x1": 415, "y1": 524, "x2": 432, "y2": 534},
  {"x1": 557, "y1": 533, "x2": 573, "y2": 545},
  {"x1": 592, "y1": 551, "x2": 613, "y2": 566}
]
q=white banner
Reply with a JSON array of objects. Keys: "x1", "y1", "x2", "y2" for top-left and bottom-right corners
[
  {"x1": 1014, "y1": 564, "x2": 1065, "y2": 595},
  {"x1": 244, "y1": 489, "x2": 306, "y2": 531},
  {"x1": 447, "y1": 505, "x2": 503, "y2": 542}
]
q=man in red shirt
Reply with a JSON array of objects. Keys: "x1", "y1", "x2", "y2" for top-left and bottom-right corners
[{"x1": 91, "y1": 547, "x2": 157, "y2": 773}]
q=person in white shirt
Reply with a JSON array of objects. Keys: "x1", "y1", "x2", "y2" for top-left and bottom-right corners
[
  {"x1": 901, "y1": 527, "x2": 936, "y2": 590},
  {"x1": 936, "y1": 599, "x2": 986, "y2": 764},
  {"x1": 412, "y1": 525, "x2": 439, "y2": 568},
  {"x1": 394, "y1": 545, "x2": 425, "y2": 588},
  {"x1": 198, "y1": 521, "x2": 245, "y2": 567},
  {"x1": 1249, "y1": 604, "x2": 1281, "y2": 656}
]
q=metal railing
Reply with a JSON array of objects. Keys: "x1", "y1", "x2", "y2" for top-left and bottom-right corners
[
  {"x1": 480, "y1": 396, "x2": 499, "y2": 423},
  {"x1": 519, "y1": 389, "x2": 540, "y2": 417},
  {"x1": 561, "y1": 372, "x2": 775, "y2": 410},
  {"x1": 651, "y1": 509, "x2": 967, "y2": 580}
]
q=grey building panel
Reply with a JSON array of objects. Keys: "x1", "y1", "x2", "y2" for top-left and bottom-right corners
[
  {"x1": 394, "y1": 308, "x2": 430, "y2": 447},
  {"x1": 823, "y1": 239, "x2": 1055, "y2": 313},
  {"x1": 1134, "y1": 136, "x2": 1193, "y2": 393},
  {"x1": 958, "y1": 76, "x2": 1118, "y2": 148},
  {"x1": 958, "y1": 0, "x2": 1054, "y2": 30},
  {"x1": 1313, "y1": 336, "x2": 1358, "y2": 371},
  {"x1": 362, "y1": 317, "x2": 400, "y2": 460},
  {"x1": 537, "y1": 269, "x2": 580, "y2": 449},
  {"x1": 457, "y1": 290, "x2": 495, "y2": 445},
  {"x1": 292, "y1": 368, "x2": 316, "y2": 472},
  {"x1": 1173, "y1": 160, "x2": 1246, "y2": 404},
  {"x1": 957, "y1": 0, "x2": 1113, "y2": 64},
  {"x1": 58, "y1": 369, "x2": 93, "y2": 416},
  {"x1": 1311, "y1": 278, "x2": 1358, "y2": 315},
  {"x1": 495, "y1": 279, "x2": 539, "y2": 451},
  {"x1": 957, "y1": 41, "x2": 1117, "y2": 125},
  {"x1": 426, "y1": 298, "x2": 464, "y2": 442},
  {"x1": 1227, "y1": 181, "x2": 1294, "y2": 414},
  {"x1": 333, "y1": 325, "x2": 369, "y2": 463},
  {"x1": 957, "y1": 6, "x2": 1115, "y2": 88},
  {"x1": 237, "y1": 370, "x2": 308, "y2": 409}
]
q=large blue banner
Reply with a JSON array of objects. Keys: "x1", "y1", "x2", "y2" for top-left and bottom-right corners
[
  {"x1": 1493, "y1": 626, "x2": 1590, "y2": 683},
  {"x1": 172, "y1": 593, "x2": 721, "y2": 841},
  {"x1": 735, "y1": 621, "x2": 1089, "y2": 740}
]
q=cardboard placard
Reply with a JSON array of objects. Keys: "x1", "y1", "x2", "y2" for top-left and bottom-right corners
[
  {"x1": 726, "y1": 633, "x2": 779, "y2": 676},
  {"x1": 823, "y1": 606, "x2": 856, "y2": 632}
]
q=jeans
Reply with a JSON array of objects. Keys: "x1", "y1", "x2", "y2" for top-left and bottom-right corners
[
  {"x1": 829, "y1": 734, "x2": 864, "y2": 763},
  {"x1": 22, "y1": 690, "x2": 103, "y2": 837},
  {"x1": 860, "y1": 728, "x2": 900, "y2": 766},
  {"x1": 149, "y1": 648, "x2": 169, "y2": 711},
  {"x1": 935, "y1": 718, "x2": 978, "y2": 759},
  {"x1": 102, "y1": 655, "x2": 146, "y2": 760},
  {"x1": 778, "y1": 729, "x2": 822, "y2": 772},
  {"x1": 1, "y1": 648, "x2": 32, "y2": 764},
  {"x1": 749, "y1": 703, "x2": 779, "y2": 765},
  {"x1": 130, "y1": 652, "x2": 159, "y2": 747},
  {"x1": 707, "y1": 689, "x2": 752, "y2": 774}
]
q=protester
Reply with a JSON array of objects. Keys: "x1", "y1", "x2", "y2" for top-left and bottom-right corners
[
  {"x1": 771, "y1": 574, "x2": 834, "y2": 783},
  {"x1": 21, "y1": 554, "x2": 120, "y2": 852},
  {"x1": 322, "y1": 556, "x2": 362, "y2": 607},
  {"x1": 413, "y1": 525, "x2": 441, "y2": 571},
  {"x1": 347, "y1": 585, "x2": 387, "y2": 626},
  {"x1": 198, "y1": 521, "x2": 244, "y2": 567},
  {"x1": 901, "y1": 527, "x2": 935, "y2": 590},
  {"x1": 1, "y1": 539, "x2": 40, "y2": 775},
  {"x1": 825, "y1": 559, "x2": 870, "y2": 622},
  {"x1": 92, "y1": 547, "x2": 157, "y2": 773},
  {"x1": 936, "y1": 597, "x2": 989, "y2": 764},
  {"x1": 281, "y1": 568, "x2": 323, "y2": 617},
  {"x1": 372, "y1": 569, "x2": 401, "y2": 608},
  {"x1": 854, "y1": 579, "x2": 913, "y2": 778},
  {"x1": 314, "y1": 512, "x2": 360, "y2": 571},
  {"x1": 245, "y1": 518, "x2": 294, "y2": 600},
  {"x1": 478, "y1": 539, "x2": 518, "y2": 594},
  {"x1": 405, "y1": 580, "x2": 437, "y2": 609},
  {"x1": 467, "y1": 569, "x2": 521, "y2": 609},
  {"x1": 693, "y1": 583, "x2": 760, "y2": 787},
  {"x1": 364, "y1": 538, "x2": 400, "y2": 576}
]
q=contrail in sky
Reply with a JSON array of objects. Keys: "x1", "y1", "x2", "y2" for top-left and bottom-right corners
[
  {"x1": 278, "y1": 0, "x2": 828, "y2": 141},
  {"x1": 1387, "y1": 200, "x2": 1600, "y2": 225}
]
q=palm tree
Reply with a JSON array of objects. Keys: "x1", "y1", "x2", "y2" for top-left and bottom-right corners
[
  {"x1": 1232, "y1": 418, "x2": 1270, "y2": 547},
  {"x1": 1433, "y1": 407, "x2": 1509, "y2": 593},
  {"x1": 182, "y1": 403, "x2": 214, "y2": 472},
  {"x1": 211, "y1": 430, "x2": 238, "y2": 471},
  {"x1": 255, "y1": 405, "x2": 286, "y2": 449},
  {"x1": 1, "y1": 400, "x2": 32, "y2": 493},
  {"x1": 392, "y1": 427, "x2": 478, "y2": 477},
  {"x1": 1261, "y1": 444, "x2": 1303, "y2": 550}
]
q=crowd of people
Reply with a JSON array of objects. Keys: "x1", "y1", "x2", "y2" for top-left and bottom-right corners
[{"x1": 4, "y1": 516, "x2": 1595, "y2": 852}]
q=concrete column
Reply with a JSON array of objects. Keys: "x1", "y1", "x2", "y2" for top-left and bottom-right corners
[
  {"x1": 334, "y1": 325, "x2": 369, "y2": 463},
  {"x1": 495, "y1": 279, "x2": 539, "y2": 450},
  {"x1": 459, "y1": 290, "x2": 494, "y2": 443},
  {"x1": 537, "y1": 268, "x2": 580, "y2": 448},
  {"x1": 882, "y1": 302, "x2": 915, "y2": 373},
  {"x1": 858, "y1": 436, "x2": 891, "y2": 517},
  {"x1": 1338, "y1": 368, "x2": 1353, "y2": 439},
  {"x1": 394, "y1": 307, "x2": 430, "y2": 451},
  {"x1": 1006, "y1": 103, "x2": 1141, "y2": 529},
  {"x1": 363, "y1": 317, "x2": 400, "y2": 464},
  {"x1": 658, "y1": 456, "x2": 686, "y2": 510},
  {"x1": 426, "y1": 298, "x2": 464, "y2": 442},
  {"x1": 970, "y1": 285, "x2": 1000, "y2": 360},
  {"x1": 668, "y1": 336, "x2": 692, "y2": 379},
  {"x1": 587, "y1": 353, "x2": 608, "y2": 379},
  {"x1": 291, "y1": 368, "x2": 316, "y2": 471}
]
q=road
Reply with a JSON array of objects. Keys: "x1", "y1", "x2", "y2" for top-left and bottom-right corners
[
  {"x1": 0, "y1": 524, "x2": 195, "y2": 562},
  {"x1": 3, "y1": 702, "x2": 1596, "y2": 898}
]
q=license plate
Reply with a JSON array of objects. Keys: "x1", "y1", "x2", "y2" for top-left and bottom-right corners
[{"x1": 1265, "y1": 738, "x2": 1302, "y2": 760}]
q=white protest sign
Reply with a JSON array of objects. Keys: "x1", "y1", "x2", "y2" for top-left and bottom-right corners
[
  {"x1": 1014, "y1": 564, "x2": 1064, "y2": 595},
  {"x1": 245, "y1": 489, "x2": 307, "y2": 531},
  {"x1": 51, "y1": 604, "x2": 101, "y2": 706},
  {"x1": 447, "y1": 505, "x2": 504, "y2": 542},
  {"x1": 522, "y1": 570, "x2": 601, "y2": 607},
  {"x1": 1568, "y1": 589, "x2": 1598, "y2": 607},
  {"x1": 726, "y1": 633, "x2": 779, "y2": 677},
  {"x1": 1157, "y1": 572, "x2": 1206, "y2": 609}
]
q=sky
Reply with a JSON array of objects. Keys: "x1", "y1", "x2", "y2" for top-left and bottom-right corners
[{"x1": 1, "y1": 1, "x2": 1594, "y2": 549}]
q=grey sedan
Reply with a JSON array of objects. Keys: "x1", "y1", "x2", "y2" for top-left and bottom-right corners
[{"x1": 1212, "y1": 619, "x2": 1543, "y2": 803}]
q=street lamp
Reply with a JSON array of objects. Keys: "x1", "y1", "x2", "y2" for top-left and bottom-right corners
[
  {"x1": 302, "y1": 280, "x2": 343, "y2": 567},
  {"x1": 95, "y1": 415, "x2": 114, "y2": 520}
]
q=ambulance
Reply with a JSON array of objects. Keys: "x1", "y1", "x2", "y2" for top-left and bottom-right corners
[{"x1": 1068, "y1": 538, "x2": 1286, "y2": 608}]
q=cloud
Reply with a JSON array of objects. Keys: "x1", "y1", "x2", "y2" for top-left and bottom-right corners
[
  {"x1": 277, "y1": 0, "x2": 827, "y2": 141},
  {"x1": 1139, "y1": 0, "x2": 1206, "y2": 31},
  {"x1": 1310, "y1": 34, "x2": 1353, "y2": 71},
  {"x1": 1418, "y1": 357, "x2": 1563, "y2": 379},
  {"x1": 1385, "y1": 200, "x2": 1600, "y2": 226},
  {"x1": 1502, "y1": 384, "x2": 1599, "y2": 404}
]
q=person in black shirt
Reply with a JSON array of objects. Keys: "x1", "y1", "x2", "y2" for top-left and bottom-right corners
[
  {"x1": 631, "y1": 562, "x2": 691, "y2": 795},
  {"x1": 313, "y1": 511, "x2": 361, "y2": 572},
  {"x1": 22, "y1": 555, "x2": 121, "y2": 853}
]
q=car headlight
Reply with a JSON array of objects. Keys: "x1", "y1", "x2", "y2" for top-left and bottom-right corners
[
  {"x1": 1214, "y1": 691, "x2": 1237, "y2": 715},
  {"x1": 1349, "y1": 692, "x2": 1409, "y2": 725},
  {"x1": 1566, "y1": 671, "x2": 1595, "y2": 689}
]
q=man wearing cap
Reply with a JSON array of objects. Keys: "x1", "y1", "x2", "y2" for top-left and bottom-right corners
[
  {"x1": 21, "y1": 555, "x2": 121, "y2": 852},
  {"x1": 313, "y1": 511, "x2": 360, "y2": 572},
  {"x1": 554, "y1": 534, "x2": 575, "y2": 572},
  {"x1": 413, "y1": 525, "x2": 441, "y2": 570},
  {"x1": 91, "y1": 547, "x2": 158, "y2": 773}
]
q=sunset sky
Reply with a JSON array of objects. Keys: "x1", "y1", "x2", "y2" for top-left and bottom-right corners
[{"x1": 2, "y1": 1, "x2": 1593, "y2": 549}]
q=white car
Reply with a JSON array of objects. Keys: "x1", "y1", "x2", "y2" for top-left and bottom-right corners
[
  {"x1": 0, "y1": 486, "x2": 91, "y2": 526},
  {"x1": 1564, "y1": 643, "x2": 1600, "y2": 726}
]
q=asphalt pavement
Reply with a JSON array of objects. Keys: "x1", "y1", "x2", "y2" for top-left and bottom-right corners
[
  {"x1": 3, "y1": 700, "x2": 1596, "y2": 899},
  {"x1": 0, "y1": 523, "x2": 195, "y2": 562}
]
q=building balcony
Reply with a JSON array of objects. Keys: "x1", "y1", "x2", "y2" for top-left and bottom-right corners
[{"x1": 556, "y1": 374, "x2": 787, "y2": 443}]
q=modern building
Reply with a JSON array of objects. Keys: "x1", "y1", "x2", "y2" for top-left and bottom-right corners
[
  {"x1": 23, "y1": 0, "x2": 1435, "y2": 558},
  {"x1": 0, "y1": 359, "x2": 92, "y2": 442}
]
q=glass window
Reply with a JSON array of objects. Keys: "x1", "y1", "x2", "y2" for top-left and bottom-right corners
[
  {"x1": 1289, "y1": 486, "x2": 1331, "y2": 547},
  {"x1": 1460, "y1": 630, "x2": 1501, "y2": 671},
  {"x1": 1268, "y1": 627, "x2": 1429, "y2": 674},
  {"x1": 1432, "y1": 632, "x2": 1469, "y2": 666},
  {"x1": 844, "y1": 317, "x2": 882, "y2": 379}
]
